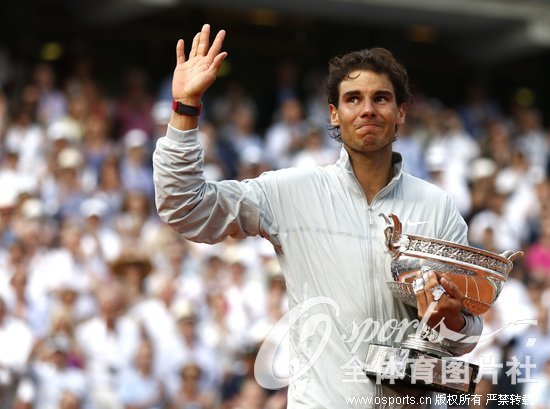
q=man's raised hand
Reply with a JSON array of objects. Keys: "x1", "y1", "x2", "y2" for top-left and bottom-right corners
[{"x1": 172, "y1": 24, "x2": 227, "y2": 106}]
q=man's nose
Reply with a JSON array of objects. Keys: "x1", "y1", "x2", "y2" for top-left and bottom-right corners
[{"x1": 360, "y1": 99, "x2": 375, "y2": 116}]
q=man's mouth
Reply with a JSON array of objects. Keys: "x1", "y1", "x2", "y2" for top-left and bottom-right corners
[{"x1": 356, "y1": 123, "x2": 381, "y2": 131}]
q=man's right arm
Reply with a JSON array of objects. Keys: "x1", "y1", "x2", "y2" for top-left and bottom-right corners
[
  {"x1": 153, "y1": 126, "x2": 275, "y2": 244},
  {"x1": 151, "y1": 25, "x2": 277, "y2": 243}
]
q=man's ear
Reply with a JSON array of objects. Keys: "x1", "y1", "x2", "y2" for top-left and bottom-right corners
[
  {"x1": 397, "y1": 104, "x2": 407, "y2": 125},
  {"x1": 329, "y1": 104, "x2": 339, "y2": 127}
]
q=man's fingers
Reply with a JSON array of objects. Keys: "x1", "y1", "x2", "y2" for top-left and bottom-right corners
[
  {"x1": 424, "y1": 270, "x2": 439, "y2": 299},
  {"x1": 208, "y1": 52, "x2": 228, "y2": 74},
  {"x1": 185, "y1": 25, "x2": 224, "y2": 68},
  {"x1": 441, "y1": 275, "x2": 464, "y2": 301},
  {"x1": 207, "y1": 29, "x2": 226, "y2": 60},
  {"x1": 196, "y1": 24, "x2": 211, "y2": 57},
  {"x1": 176, "y1": 39, "x2": 186, "y2": 65},
  {"x1": 189, "y1": 32, "x2": 200, "y2": 58},
  {"x1": 414, "y1": 272, "x2": 428, "y2": 315}
]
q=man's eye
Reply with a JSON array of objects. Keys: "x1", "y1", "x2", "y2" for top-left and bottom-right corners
[
  {"x1": 348, "y1": 96, "x2": 359, "y2": 103},
  {"x1": 375, "y1": 96, "x2": 388, "y2": 103}
]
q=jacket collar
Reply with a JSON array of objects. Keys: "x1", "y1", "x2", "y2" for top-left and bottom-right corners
[{"x1": 336, "y1": 146, "x2": 404, "y2": 197}]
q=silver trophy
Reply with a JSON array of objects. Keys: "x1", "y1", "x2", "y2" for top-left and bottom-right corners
[{"x1": 364, "y1": 213, "x2": 523, "y2": 394}]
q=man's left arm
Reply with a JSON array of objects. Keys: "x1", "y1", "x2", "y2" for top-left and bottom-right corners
[{"x1": 417, "y1": 193, "x2": 483, "y2": 356}]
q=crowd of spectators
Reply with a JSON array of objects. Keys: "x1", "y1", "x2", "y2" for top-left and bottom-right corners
[{"x1": 0, "y1": 48, "x2": 550, "y2": 409}]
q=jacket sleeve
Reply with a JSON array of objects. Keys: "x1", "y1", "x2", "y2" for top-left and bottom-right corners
[{"x1": 152, "y1": 126, "x2": 277, "y2": 244}]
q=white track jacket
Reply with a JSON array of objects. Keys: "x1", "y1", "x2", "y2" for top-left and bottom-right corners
[{"x1": 153, "y1": 126, "x2": 483, "y2": 408}]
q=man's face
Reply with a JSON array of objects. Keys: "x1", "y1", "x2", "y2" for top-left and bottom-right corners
[{"x1": 329, "y1": 70, "x2": 406, "y2": 157}]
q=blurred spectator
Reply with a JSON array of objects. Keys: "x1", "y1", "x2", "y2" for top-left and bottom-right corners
[
  {"x1": 199, "y1": 255, "x2": 226, "y2": 296},
  {"x1": 530, "y1": 178, "x2": 550, "y2": 240},
  {"x1": 75, "y1": 282, "x2": 141, "y2": 409},
  {"x1": 95, "y1": 154, "x2": 125, "y2": 220},
  {"x1": 235, "y1": 148, "x2": 272, "y2": 181},
  {"x1": 198, "y1": 122, "x2": 232, "y2": 181},
  {"x1": 82, "y1": 113, "x2": 116, "y2": 182},
  {"x1": 32, "y1": 63, "x2": 67, "y2": 126},
  {"x1": 221, "y1": 104, "x2": 264, "y2": 170},
  {"x1": 80, "y1": 197, "x2": 122, "y2": 263},
  {"x1": 4, "y1": 95, "x2": 47, "y2": 183},
  {"x1": 114, "y1": 68, "x2": 154, "y2": 138},
  {"x1": 0, "y1": 239, "x2": 24, "y2": 292},
  {"x1": 220, "y1": 344, "x2": 259, "y2": 407},
  {"x1": 120, "y1": 129, "x2": 155, "y2": 198},
  {"x1": 424, "y1": 109, "x2": 478, "y2": 217},
  {"x1": 392, "y1": 121, "x2": 427, "y2": 179},
  {"x1": 467, "y1": 157, "x2": 497, "y2": 221},
  {"x1": 115, "y1": 190, "x2": 161, "y2": 252},
  {"x1": 491, "y1": 264, "x2": 537, "y2": 344},
  {"x1": 232, "y1": 379, "x2": 266, "y2": 409},
  {"x1": 290, "y1": 123, "x2": 338, "y2": 168},
  {"x1": 21, "y1": 335, "x2": 87, "y2": 409},
  {"x1": 462, "y1": 308, "x2": 503, "y2": 407},
  {"x1": 209, "y1": 80, "x2": 258, "y2": 129},
  {"x1": 302, "y1": 69, "x2": 330, "y2": 143},
  {"x1": 150, "y1": 235, "x2": 203, "y2": 307},
  {"x1": 65, "y1": 55, "x2": 111, "y2": 120},
  {"x1": 44, "y1": 117, "x2": 81, "y2": 174},
  {"x1": 265, "y1": 97, "x2": 308, "y2": 168},
  {"x1": 1, "y1": 267, "x2": 50, "y2": 338},
  {"x1": 61, "y1": 91, "x2": 89, "y2": 141},
  {"x1": 514, "y1": 303, "x2": 550, "y2": 383},
  {"x1": 0, "y1": 295, "x2": 34, "y2": 409},
  {"x1": 480, "y1": 119, "x2": 513, "y2": 169},
  {"x1": 172, "y1": 301, "x2": 221, "y2": 392},
  {"x1": 457, "y1": 81, "x2": 501, "y2": 141},
  {"x1": 525, "y1": 357, "x2": 550, "y2": 409},
  {"x1": 247, "y1": 266, "x2": 287, "y2": 346},
  {"x1": 468, "y1": 183, "x2": 524, "y2": 252},
  {"x1": 110, "y1": 250, "x2": 153, "y2": 309},
  {"x1": 222, "y1": 248, "x2": 266, "y2": 323},
  {"x1": 513, "y1": 107, "x2": 549, "y2": 172},
  {"x1": 28, "y1": 220, "x2": 104, "y2": 316},
  {"x1": 273, "y1": 60, "x2": 300, "y2": 106},
  {"x1": 59, "y1": 391, "x2": 83, "y2": 409},
  {"x1": 40, "y1": 146, "x2": 89, "y2": 219},
  {"x1": 45, "y1": 308, "x2": 83, "y2": 369},
  {"x1": 494, "y1": 149, "x2": 543, "y2": 246},
  {"x1": 131, "y1": 274, "x2": 183, "y2": 381},
  {"x1": 116, "y1": 339, "x2": 165, "y2": 409},
  {"x1": 0, "y1": 147, "x2": 36, "y2": 200},
  {"x1": 168, "y1": 362, "x2": 216, "y2": 409},
  {"x1": 151, "y1": 100, "x2": 172, "y2": 142},
  {"x1": 526, "y1": 213, "x2": 550, "y2": 283}
]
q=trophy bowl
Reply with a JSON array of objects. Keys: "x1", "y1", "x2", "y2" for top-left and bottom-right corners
[{"x1": 381, "y1": 213, "x2": 523, "y2": 315}]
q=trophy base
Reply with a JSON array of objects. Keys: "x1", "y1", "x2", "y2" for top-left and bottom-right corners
[{"x1": 364, "y1": 343, "x2": 479, "y2": 395}]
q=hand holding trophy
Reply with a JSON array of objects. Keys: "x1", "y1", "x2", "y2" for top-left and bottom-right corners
[{"x1": 364, "y1": 213, "x2": 523, "y2": 394}]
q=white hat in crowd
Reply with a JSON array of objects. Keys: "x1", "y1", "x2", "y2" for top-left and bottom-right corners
[
  {"x1": 57, "y1": 147, "x2": 84, "y2": 169},
  {"x1": 80, "y1": 197, "x2": 108, "y2": 219},
  {"x1": 47, "y1": 119, "x2": 82, "y2": 142},
  {"x1": 124, "y1": 129, "x2": 148, "y2": 149}
]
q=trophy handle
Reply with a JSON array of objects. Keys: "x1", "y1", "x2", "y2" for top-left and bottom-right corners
[
  {"x1": 500, "y1": 250, "x2": 524, "y2": 262},
  {"x1": 379, "y1": 213, "x2": 403, "y2": 256}
]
